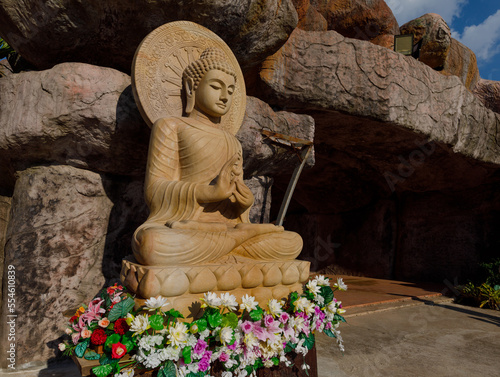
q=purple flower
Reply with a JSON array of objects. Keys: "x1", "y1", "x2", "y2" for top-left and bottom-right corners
[
  {"x1": 193, "y1": 339, "x2": 208, "y2": 355},
  {"x1": 279, "y1": 312, "x2": 290, "y2": 324},
  {"x1": 325, "y1": 322, "x2": 332, "y2": 330},
  {"x1": 198, "y1": 358, "x2": 210, "y2": 372},
  {"x1": 241, "y1": 320, "x2": 254, "y2": 334},
  {"x1": 315, "y1": 306, "x2": 322, "y2": 316},
  {"x1": 202, "y1": 350, "x2": 212, "y2": 361},
  {"x1": 228, "y1": 342, "x2": 237, "y2": 351},
  {"x1": 219, "y1": 352, "x2": 229, "y2": 362}
]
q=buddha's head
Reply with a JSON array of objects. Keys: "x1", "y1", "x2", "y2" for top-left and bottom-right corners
[{"x1": 182, "y1": 48, "x2": 237, "y2": 121}]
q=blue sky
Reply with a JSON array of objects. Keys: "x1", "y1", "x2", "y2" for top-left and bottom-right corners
[{"x1": 386, "y1": 0, "x2": 500, "y2": 81}]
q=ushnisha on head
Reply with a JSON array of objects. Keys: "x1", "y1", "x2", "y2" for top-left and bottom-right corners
[{"x1": 183, "y1": 48, "x2": 237, "y2": 120}]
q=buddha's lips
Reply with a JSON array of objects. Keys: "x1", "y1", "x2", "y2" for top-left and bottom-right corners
[{"x1": 217, "y1": 103, "x2": 226, "y2": 109}]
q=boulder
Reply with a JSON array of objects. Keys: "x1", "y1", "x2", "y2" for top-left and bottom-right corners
[
  {"x1": 0, "y1": 63, "x2": 149, "y2": 186},
  {"x1": 305, "y1": 0, "x2": 400, "y2": 41},
  {"x1": 473, "y1": 78, "x2": 500, "y2": 114},
  {"x1": 0, "y1": 165, "x2": 149, "y2": 367},
  {"x1": 292, "y1": 0, "x2": 328, "y2": 31},
  {"x1": 0, "y1": 166, "x2": 113, "y2": 367},
  {"x1": 400, "y1": 13, "x2": 451, "y2": 69},
  {"x1": 0, "y1": 0, "x2": 298, "y2": 73},
  {"x1": 0, "y1": 195, "x2": 10, "y2": 303},
  {"x1": 258, "y1": 28, "x2": 500, "y2": 281},
  {"x1": 443, "y1": 38, "x2": 480, "y2": 91},
  {"x1": 238, "y1": 96, "x2": 315, "y2": 177}
]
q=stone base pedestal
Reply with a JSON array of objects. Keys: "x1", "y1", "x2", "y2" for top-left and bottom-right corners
[{"x1": 120, "y1": 255, "x2": 310, "y2": 317}]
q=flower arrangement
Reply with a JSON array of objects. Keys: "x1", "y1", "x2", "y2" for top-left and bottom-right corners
[{"x1": 60, "y1": 276, "x2": 347, "y2": 377}]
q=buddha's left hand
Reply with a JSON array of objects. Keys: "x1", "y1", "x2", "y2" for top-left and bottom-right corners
[{"x1": 232, "y1": 178, "x2": 254, "y2": 210}]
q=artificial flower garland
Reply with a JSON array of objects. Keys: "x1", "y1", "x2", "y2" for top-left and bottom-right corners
[{"x1": 60, "y1": 276, "x2": 347, "y2": 377}]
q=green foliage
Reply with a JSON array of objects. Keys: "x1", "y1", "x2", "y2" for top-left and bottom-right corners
[
  {"x1": 108, "y1": 297, "x2": 135, "y2": 321},
  {"x1": 158, "y1": 361, "x2": 177, "y2": 377},
  {"x1": 75, "y1": 338, "x2": 89, "y2": 358},
  {"x1": 479, "y1": 258, "x2": 500, "y2": 287},
  {"x1": 104, "y1": 334, "x2": 121, "y2": 350},
  {"x1": 221, "y1": 312, "x2": 239, "y2": 329},
  {"x1": 182, "y1": 346, "x2": 192, "y2": 364},
  {"x1": 0, "y1": 37, "x2": 15, "y2": 60},
  {"x1": 92, "y1": 364, "x2": 113, "y2": 377},
  {"x1": 320, "y1": 286, "x2": 334, "y2": 305},
  {"x1": 249, "y1": 306, "x2": 264, "y2": 321},
  {"x1": 207, "y1": 311, "x2": 223, "y2": 328},
  {"x1": 84, "y1": 349, "x2": 100, "y2": 360},
  {"x1": 457, "y1": 282, "x2": 500, "y2": 310},
  {"x1": 324, "y1": 328, "x2": 336, "y2": 338},
  {"x1": 149, "y1": 314, "x2": 164, "y2": 330}
]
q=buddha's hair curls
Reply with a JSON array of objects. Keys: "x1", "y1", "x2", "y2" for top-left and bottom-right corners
[{"x1": 182, "y1": 47, "x2": 237, "y2": 90}]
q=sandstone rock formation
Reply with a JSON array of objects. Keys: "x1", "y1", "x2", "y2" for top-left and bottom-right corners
[
  {"x1": 0, "y1": 0, "x2": 298, "y2": 73},
  {"x1": 442, "y1": 38, "x2": 480, "y2": 91},
  {"x1": 293, "y1": 0, "x2": 399, "y2": 47},
  {"x1": 473, "y1": 78, "x2": 500, "y2": 114},
  {"x1": 258, "y1": 27, "x2": 500, "y2": 281},
  {"x1": 400, "y1": 13, "x2": 451, "y2": 69}
]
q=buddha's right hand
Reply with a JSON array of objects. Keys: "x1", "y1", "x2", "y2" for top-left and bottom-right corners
[{"x1": 195, "y1": 154, "x2": 239, "y2": 203}]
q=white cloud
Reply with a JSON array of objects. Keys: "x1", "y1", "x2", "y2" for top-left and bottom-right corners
[
  {"x1": 386, "y1": 0, "x2": 467, "y2": 25},
  {"x1": 453, "y1": 9, "x2": 500, "y2": 61}
]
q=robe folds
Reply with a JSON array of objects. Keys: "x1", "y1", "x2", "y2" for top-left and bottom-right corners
[{"x1": 132, "y1": 117, "x2": 302, "y2": 266}]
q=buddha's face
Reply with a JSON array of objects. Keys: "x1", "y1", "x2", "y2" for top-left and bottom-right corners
[{"x1": 194, "y1": 69, "x2": 235, "y2": 118}]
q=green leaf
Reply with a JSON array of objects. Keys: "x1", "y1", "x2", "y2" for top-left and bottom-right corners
[
  {"x1": 192, "y1": 318, "x2": 207, "y2": 332},
  {"x1": 324, "y1": 328, "x2": 336, "y2": 338},
  {"x1": 221, "y1": 312, "x2": 239, "y2": 329},
  {"x1": 158, "y1": 360, "x2": 177, "y2": 377},
  {"x1": 272, "y1": 357, "x2": 279, "y2": 366},
  {"x1": 99, "y1": 353, "x2": 112, "y2": 365},
  {"x1": 320, "y1": 286, "x2": 334, "y2": 304},
  {"x1": 334, "y1": 314, "x2": 346, "y2": 323},
  {"x1": 84, "y1": 349, "x2": 100, "y2": 360},
  {"x1": 182, "y1": 346, "x2": 192, "y2": 364},
  {"x1": 149, "y1": 314, "x2": 164, "y2": 330},
  {"x1": 304, "y1": 333, "x2": 315, "y2": 350},
  {"x1": 121, "y1": 333, "x2": 135, "y2": 353},
  {"x1": 288, "y1": 291, "x2": 299, "y2": 308},
  {"x1": 104, "y1": 333, "x2": 121, "y2": 350},
  {"x1": 75, "y1": 338, "x2": 90, "y2": 358},
  {"x1": 166, "y1": 308, "x2": 184, "y2": 319},
  {"x1": 108, "y1": 297, "x2": 135, "y2": 322},
  {"x1": 249, "y1": 307, "x2": 263, "y2": 321},
  {"x1": 92, "y1": 364, "x2": 113, "y2": 377},
  {"x1": 208, "y1": 311, "x2": 223, "y2": 328}
]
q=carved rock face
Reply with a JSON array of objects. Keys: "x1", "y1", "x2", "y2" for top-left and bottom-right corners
[{"x1": 0, "y1": 0, "x2": 298, "y2": 73}]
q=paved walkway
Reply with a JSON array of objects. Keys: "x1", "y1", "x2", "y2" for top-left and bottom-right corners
[{"x1": 3, "y1": 277, "x2": 499, "y2": 377}]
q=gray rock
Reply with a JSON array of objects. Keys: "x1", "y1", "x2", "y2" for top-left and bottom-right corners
[
  {"x1": 0, "y1": 0, "x2": 297, "y2": 73},
  {"x1": 0, "y1": 165, "x2": 148, "y2": 367},
  {"x1": 245, "y1": 176, "x2": 274, "y2": 224},
  {"x1": 0, "y1": 195, "x2": 10, "y2": 305},
  {"x1": 0, "y1": 63, "x2": 149, "y2": 189},
  {"x1": 473, "y1": 78, "x2": 500, "y2": 114}
]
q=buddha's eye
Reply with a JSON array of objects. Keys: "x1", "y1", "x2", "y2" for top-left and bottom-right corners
[
  {"x1": 228, "y1": 87, "x2": 235, "y2": 95},
  {"x1": 210, "y1": 84, "x2": 221, "y2": 90}
]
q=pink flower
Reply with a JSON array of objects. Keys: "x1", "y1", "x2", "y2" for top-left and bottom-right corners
[
  {"x1": 193, "y1": 339, "x2": 208, "y2": 355},
  {"x1": 264, "y1": 314, "x2": 274, "y2": 327},
  {"x1": 98, "y1": 318, "x2": 110, "y2": 328},
  {"x1": 111, "y1": 342, "x2": 127, "y2": 359},
  {"x1": 81, "y1": 329, "x2": 92, "y2": 338},
  {"x1": 325, "y1": 322, "x2": 332, "y2": 330},
  {"x1": 228, "y1": 342, "x2": 237, "y2": 351},
  {"x1": 202, "y1": 351, "x2": 212, "y2": 361},
  {"x1": 219, "y1": 352, "x2": 229, "y2": 362},
  {"x1": 279, "y1": 312, "x2": 290, "y2": 324},
  {"x1": 240, "y1": 320, "x2": 254, "y2": 334},
  {"x1": 72, "y1": 332, "x2": 81, "y2": 345},
  {"x1": 198, "y1": 358, "x2": 210, "y2": 372}
]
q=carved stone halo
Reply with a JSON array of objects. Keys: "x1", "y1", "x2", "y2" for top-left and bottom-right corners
[{"x1": 131, "y1": 21, "x2": 246, "y2": 135}]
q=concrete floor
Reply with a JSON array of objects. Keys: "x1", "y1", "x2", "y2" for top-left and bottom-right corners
[{"x1": 317, "y1": 298, "x2": 500, "y2": 377}]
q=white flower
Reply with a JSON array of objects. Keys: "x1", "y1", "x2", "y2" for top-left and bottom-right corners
[
  {"x1": 267, "y1": 299, "x2": 283, "y2": 317},
  {"x1": 220, "y1": 293, "x2": 238, "y2": 311},
  {"x1": 314, "y1": 294, "x2": 325, "y2": 306},
  {"x1": 306, "y1": 280, "x2": 321, "y2": 296},
  {"x1": 130, "y1": 314, "x2": 151, "y2": 335},
  {"x1": 114, "y1": 368, "x2": 135, "y2": 377},
  {"x1": 293, "y1": 297, "x2": 311, "y2": 312},
  {"x1": 263, "y1": 359, "x2": 274, "y2": 368},
  {"x1": 315, "y1": 275, "x2": 330, "y2": 286},
  {"x1": 144, "y1": 296, "x2": 169, "y2": 311},
  {"x1": 326, "y1": 301, "x2": 338, "y2": 314},
  {"x1": 333, "y1": 277, "x2": 348, "y2": 291},
  {"x1": 337, "y1": 307, "x2": 346, "y2": 315},
  {"x1": 65, "y1": 328, "x2": 73, "y2": 335},
  {"x1": 138, "y1": 334, "x2": 163, "y2": 351},
  {"x1": 168, "y1": 322, "x2": 189, "y2": 346},
  {"x1": 221, "y1": 372, "x2": 233, "y2": 377},
  {"x1": 199, "y1": 329, "x2": 210, "y2": 340},
  {"x1": 58, "y1": 343, "x2": 66, "y2": 351},
  {"x1": 220, "y1": 326, "x2": 233, "y2": 344},
  {"x1": 201, "y1": 291, "x2": 221, "y2": 308},
  {"x1": 240, "y1": 294, "x2": 258, "y2": 312},
  {"x1": 159, "y1": 345, "x2": 181, "y2": 361}
]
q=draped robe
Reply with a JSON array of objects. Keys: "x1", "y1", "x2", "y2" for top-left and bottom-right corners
[{"x1": 132, "y1": 117, "x2": 302, "y2": 266}]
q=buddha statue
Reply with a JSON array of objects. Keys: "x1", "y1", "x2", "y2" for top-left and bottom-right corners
[{"x1": 132, "y1": 48, "x2": 303, "y2": 266}]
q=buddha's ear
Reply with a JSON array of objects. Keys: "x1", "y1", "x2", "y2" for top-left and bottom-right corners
[{"x1": 184, "y1": 77, "x2": 195, "y2": 114}]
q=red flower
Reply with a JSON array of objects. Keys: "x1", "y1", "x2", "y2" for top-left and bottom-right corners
[
  {"x1": 90, "y1": 328, "x2": 107, "y2": 345},
  {"x1": 69, "y1": 315, "x2": 78, "y2": 323},
  {"x1": 111, "y1": 342, "x2": 127, "y2": 359},
  {"x1": 114, "y1": 318, "x2": 130, "y2": 335}
]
